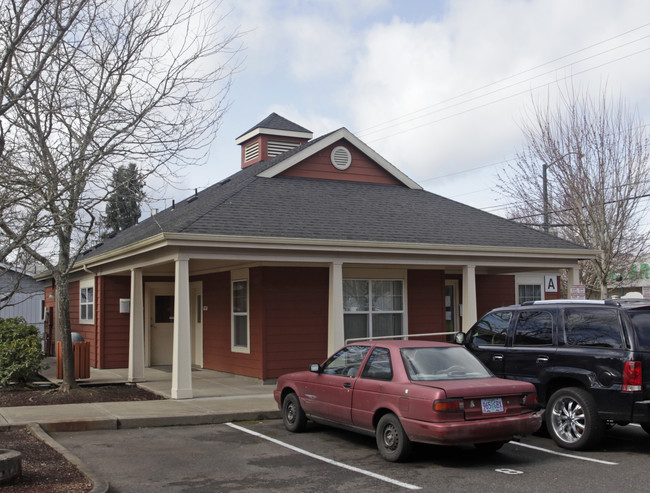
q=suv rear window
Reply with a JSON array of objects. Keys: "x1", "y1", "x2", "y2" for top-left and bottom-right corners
[
  {"x1": 562, "y1": 308, "x2": 623, "y2": 348},
  {"x1": 627, "y1": 309, "x2": 650, "y2": 350}
]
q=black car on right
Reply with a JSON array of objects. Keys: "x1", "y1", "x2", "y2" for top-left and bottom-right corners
[{"x1": 455, "y1": 299, "x2": 650, "y2": 450}]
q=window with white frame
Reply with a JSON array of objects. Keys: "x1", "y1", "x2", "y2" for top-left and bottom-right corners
[
  {"x1": 79, "y1": 281, "x2": 94, "y2": 323},
  {"x1": 343, "y1": 279, "x2": 404, "y2": 342},
  {"x1": 232, "y1": 279, "x2": 249, "y2": 351},
  {"x1": 518, "y1": 284, "x2": 542, "y2": 303}
]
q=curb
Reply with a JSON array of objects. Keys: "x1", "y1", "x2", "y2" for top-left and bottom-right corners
[
  {"x1": 117, "y1": 409, "x2": 281, "y2": 429},
  {"x1": 31, "y1": 410, "x2": 282, "y2": 432},
  {"x1": 27, "y1": 424, "x2": 109, "y2": 493}
]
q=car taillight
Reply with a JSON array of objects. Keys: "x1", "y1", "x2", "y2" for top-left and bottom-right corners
[
  {"x1": 433, "y1": 398, "x2": 464, "y2": 412},
  {"x1": 520, "y1": 393, "x2": 538, "y2": 409},
  {"x1": 623, "y1": 361, "x2": 642, "y2": 392}
]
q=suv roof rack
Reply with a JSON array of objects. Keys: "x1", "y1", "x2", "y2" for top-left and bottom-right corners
[{"x1": 521, "y1": 299, "x2": 620, "y2": 306}]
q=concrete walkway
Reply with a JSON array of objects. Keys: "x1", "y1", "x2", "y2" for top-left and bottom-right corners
[{"x1": 0, "y1": 358, "x2": 281, "y2": 432}]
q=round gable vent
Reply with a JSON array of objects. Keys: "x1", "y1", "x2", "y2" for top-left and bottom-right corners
[{"x1": 330, "y1": 146, "x2": 352, "y2": 170}]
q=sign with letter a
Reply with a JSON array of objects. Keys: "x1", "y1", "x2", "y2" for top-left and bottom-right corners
[{"x1": 545, "y1": 275, "x2": 558, "y2": 293}]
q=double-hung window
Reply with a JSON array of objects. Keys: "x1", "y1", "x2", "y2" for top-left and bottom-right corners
[
  {"x1": 80, "y1": 282, "x2": 94, "y2": 323},
  {"x1": 518, "y1": 284, "x2": 542, "y2": 303},
  {"x1": 343, "y1": 279, "x2": 404, "y2": 342},
  {"x1": 232, "y1": 279, "x2": 249, "y2": 352}
]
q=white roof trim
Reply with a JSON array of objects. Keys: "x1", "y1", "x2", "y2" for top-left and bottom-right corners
[
  {"x1": 235, "y1": 127, "x2": 313, "y2": 145},
  {"x1": 256, "y1": 128, "x2": 423, "y2": 190}
]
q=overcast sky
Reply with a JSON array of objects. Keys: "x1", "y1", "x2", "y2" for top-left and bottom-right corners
[{"x1": 150, "y1": 0, "x2": 650, "y2": 225}]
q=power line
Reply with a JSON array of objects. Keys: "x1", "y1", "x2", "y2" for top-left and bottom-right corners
[
  {"x1": 355, "y1": 23, "x2": 650, "y2": 139},
  {"x1": 509, "y1": 193, "x2": 650, "y2": 221},
  {"x1": 365, "y1": 45, "x2": 650, "y2": 146}
]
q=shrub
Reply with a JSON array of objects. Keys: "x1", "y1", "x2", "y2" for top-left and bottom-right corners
[{"x1": 0, "y1": 317, "x2": 45, "y2": 386}]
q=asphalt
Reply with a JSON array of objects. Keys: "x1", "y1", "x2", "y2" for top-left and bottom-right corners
[{"x1": 0, "y1": 359, "x2": 282, "y2": 492}]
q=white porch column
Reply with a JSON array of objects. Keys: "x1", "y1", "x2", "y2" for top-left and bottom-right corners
[
  {"x1": 128, "y1": 268, "x2": 144, "y2": 382},
  {"x1": 171, "y1": 258, "x2": 193, "y2": 399},
  {"x1": 462, "y1": 265, "x2": 478, "y2": 333},
  {"x1": 328, "y1": 261, "x2": 344, "y2": 354},
  {"x1": 568, "y1": 267, "x2": 580, "y2": 288}
]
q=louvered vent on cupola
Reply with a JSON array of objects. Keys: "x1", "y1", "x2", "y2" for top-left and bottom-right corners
[
  {"x1": 235, "y1": 113, "x2": 313, "y2": 168},
  {"x1": 244, "y1": 140, "x2": 260, "y2": 163},
  {"x1": 268, "y1": 139, "x2": 301, "y2": 157}
]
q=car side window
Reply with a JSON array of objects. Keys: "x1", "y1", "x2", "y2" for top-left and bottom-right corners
[
  {"x1": 360, "y1": 347, "x2": 393, "y2": 381},
  {"x1": 563, "y1": 308, "x2": 623, "y2": 348},
  {"x1": 468, "y1": 311, "x2": 511, "y2": 346},
  {"x1": 322, "y1": 345, "x2": 370, "y2": 377},
  {"x1": 513, "y1": 310, "x2": 553, "y2": 346}
]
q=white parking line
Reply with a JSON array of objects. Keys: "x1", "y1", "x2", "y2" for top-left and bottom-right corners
[
  {"x1": 225, "y1": 422, "x2": 421, "y2": 490},
  {"x1": 509, "y1": 442, "x2": 618, "y2": 465}
]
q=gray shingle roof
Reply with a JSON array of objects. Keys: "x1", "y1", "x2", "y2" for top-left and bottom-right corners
[
  {"x1": 81, "y1": 134, "x2": 587, "y2": 262},
  {"x1": 236, "y1": 112, "x2": 312, "y2": 139}
]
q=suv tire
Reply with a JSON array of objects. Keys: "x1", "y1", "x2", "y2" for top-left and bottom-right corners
[{"x1": 546, "y1": 387, "x2": 604, "y2": 450}]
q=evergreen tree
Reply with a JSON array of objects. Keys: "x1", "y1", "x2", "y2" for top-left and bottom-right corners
[{"x1": 104, "y1": 163, "x2": 144, "y2": 235}]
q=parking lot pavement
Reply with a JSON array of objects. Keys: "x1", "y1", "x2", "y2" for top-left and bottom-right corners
[{"x1": 52, "y1": 421, "x2": 650, "y2": 492}]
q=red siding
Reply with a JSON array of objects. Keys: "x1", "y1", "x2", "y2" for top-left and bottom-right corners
[
  {"x1": 259, "y1": 267, "x2": 329, "y2": 378},
  {"x1": 201, "y1": 267, "x2": 329, "y2": 380},
  {"x1": 280, "y1": 140, "x2": 404, "y2": 185},
  {"x1": 407, "y1": 270, "x2": 446, "y2": 341},
  {"x1": 98, "y1": 276, "x2": 131, "y2": 368},
  {"x1": 201, "y1": 271, "x2": 260, "y2": 376},
  {"x1": 476, "y1": 275, "x2": 515, "y2": 319}
]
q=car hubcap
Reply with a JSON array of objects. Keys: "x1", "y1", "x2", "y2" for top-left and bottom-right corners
[
  {"x1": 286, "y1": 402, "x2": 296, "y2": 424},
  {"x1": 551, "y1": 396, "x2": 585, "y2": 443},
  {"x1": 382, "y1": 423, "x2": 398, "y2": 450}
]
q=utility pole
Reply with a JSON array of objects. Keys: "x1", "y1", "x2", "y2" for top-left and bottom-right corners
[{"x1": 542, "y1": 152, "x2": 582, "y2": 234}]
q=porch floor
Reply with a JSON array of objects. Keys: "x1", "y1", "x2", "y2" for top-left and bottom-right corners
[{"x1": 41, "y1": 357, "x2": 275, "y2": 399}]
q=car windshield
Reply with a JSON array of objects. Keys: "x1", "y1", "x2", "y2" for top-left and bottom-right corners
[{"x1": 401, "y1": 346, "x2": 493, "y2": 381}]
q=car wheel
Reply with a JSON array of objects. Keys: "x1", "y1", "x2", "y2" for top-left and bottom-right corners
[
  {"x1": 474, "y1": 441, "x2": 506, "y2": 452},
  {"x1": 376, "y1": 413, "x2": 412, "y2": 462},
  {"x1": 641, "y1": 423, "x2": 650, "y2": 435},
  {"x1": 282, "y1": 393, "x2": 307, "y2": 433},
  {"x1": 546, "y1": 387, "x2": 603, "y2": 450}
]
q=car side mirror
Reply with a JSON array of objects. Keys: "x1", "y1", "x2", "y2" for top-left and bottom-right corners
[
  {"x1": 453, "y1": 332, "x2": 466, "y2": 345},
  {"x1": 310, "y1": 363, "x2": 321, "y2": 373}
]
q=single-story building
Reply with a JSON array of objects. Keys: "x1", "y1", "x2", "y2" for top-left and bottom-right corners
[{"x1": 41, "y1": 113, "x2": 594, "y2": 398}]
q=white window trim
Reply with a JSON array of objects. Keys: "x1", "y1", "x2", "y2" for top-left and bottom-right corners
[
  {"x1": 517, "y1": 283, "x2": 544, "y2": 304},
  {"x1": 343, "y1": 279, "x2": 405, "y2": 340},
  {"x1": 231, "y1": 269, "x2": 250, "y2": 354},
  {"x1": 79, "y1": 279, "x2": 95, "y2": 324}
]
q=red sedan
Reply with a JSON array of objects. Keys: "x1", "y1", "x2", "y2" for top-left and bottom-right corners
[{"x1": 274, "y1": 340, "x2": 542, "y2": 462}]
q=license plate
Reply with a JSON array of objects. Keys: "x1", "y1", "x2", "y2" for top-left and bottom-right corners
[{"x1": 481, "y1": 398, "x2": 504, "y2": 413}]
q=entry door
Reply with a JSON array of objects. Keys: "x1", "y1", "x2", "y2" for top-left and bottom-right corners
[{"x1": 148, "y1": 283, "x2": 174, "y2": 366}]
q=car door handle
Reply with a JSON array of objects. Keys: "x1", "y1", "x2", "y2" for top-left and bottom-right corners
[
  {"x1": 492, "y1": 355, "x2": 503, "y2": 362},
  {"x1": 343, "y1": 382, "x2": 352, "y2": 388},
  {"x1": 536, "y1": 356, "x2": 549, "y2": 364}
]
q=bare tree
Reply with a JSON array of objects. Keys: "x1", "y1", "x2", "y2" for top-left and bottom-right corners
[
  {"x1": 0, "y1": 0, "x2": 241, "y2": 390},
  {"x1": 0, "y1": 0, "x2": 90, "y2": 303},
  {"x1": 498, "y1": 87, "x2": 650, "y2": 299}
]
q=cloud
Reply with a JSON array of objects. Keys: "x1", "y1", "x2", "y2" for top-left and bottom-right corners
[
  {"x1": 175, "y1": 0, "x2": 650, "y2": 215},
  {"x1": 345, "y1": 0, "x2": 650, "y2": 193}
]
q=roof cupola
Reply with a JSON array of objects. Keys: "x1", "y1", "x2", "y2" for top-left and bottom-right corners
[{"x1": 235, "y1": 113, "x2": 313, "y2": 168}]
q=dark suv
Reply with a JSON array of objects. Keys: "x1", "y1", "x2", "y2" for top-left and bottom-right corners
[{"x1": 455, "y1": 299, "x2": 650, "y2": 450}]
